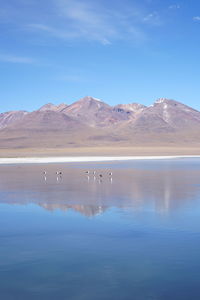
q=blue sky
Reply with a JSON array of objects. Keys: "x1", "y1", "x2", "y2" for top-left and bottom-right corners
[{"x1": 1, "y1": 0, "x2": 200, "y2": 112}]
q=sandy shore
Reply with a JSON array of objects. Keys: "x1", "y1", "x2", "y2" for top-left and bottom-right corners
[
  {"x1": 0, "y1": 155, "x2": 200, "y2": 164},
  {"x1": 0, "y1": 146, "x2": 200, "y2": 158}
]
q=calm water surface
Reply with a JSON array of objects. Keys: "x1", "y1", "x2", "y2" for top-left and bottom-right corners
[{"x1": 0, "y1": 159, "x2": 200, "y2": 300}]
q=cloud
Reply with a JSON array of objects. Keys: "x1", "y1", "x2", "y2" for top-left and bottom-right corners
[
  {"x1": 29, "y1": 0, "x2": 121, "y2": 44},
  {"x1": 193, "y1": 16, "x2": 200, "y2": 22},
  {"x1": 1, "y1": 0, "x2": 163, "y2": 45},
  {"x1": 142, "y1": 11, "x2": 161, "y2": 25},
  {"x1": 28, "y1": 23, "x2": 79, "y2": 39},
  {"x1": 0, "y1": 54, "x2": 34, "y2": 64},
  {"x1": 169, "y1": 4, "x2": 181, "y2": 10},
  {"x1": 60, "y1": 0, "x2": 114, "y2": 43},
  {"x1": 27, "y1": 0, "x2": 158, "y2": 45}
]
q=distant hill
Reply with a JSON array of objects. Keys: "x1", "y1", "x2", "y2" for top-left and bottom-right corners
[{"x1": 0, "y1": 96, "x2": 200, "y2": 149}]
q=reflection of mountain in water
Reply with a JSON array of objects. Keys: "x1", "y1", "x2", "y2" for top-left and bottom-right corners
[
  {"x1": 39, "y1": 203, "x2": 107, "y2": 217},
  {"x1": 0, "y1": 162, "x2": 200, "y2": 216}
]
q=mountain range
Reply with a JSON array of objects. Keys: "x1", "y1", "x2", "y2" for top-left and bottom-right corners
[{"x1": 0, "y1": 96, "x2": 200, "y2": 149}]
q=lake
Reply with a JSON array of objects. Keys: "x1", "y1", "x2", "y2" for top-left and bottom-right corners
[{"x1": 0, "y1": 159, "x2": 200, "y2": 300}]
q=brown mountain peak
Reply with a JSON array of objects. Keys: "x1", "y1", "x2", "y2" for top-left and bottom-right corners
[
  {"x1": 116, "y1": 103, "x2": 146, "y2": 112},
  {"x1": 38, "y1": 102, "x2": 68, "y2": 112},
  {"x1": 154, "y1": 98, "x2": 183, "y2": 106},
  {"x1": 38, "y1": 103, "x2": 57, "y2": 111},
  {"x1": 79, "y1": 96, "x2": 103, "y2": 103}
]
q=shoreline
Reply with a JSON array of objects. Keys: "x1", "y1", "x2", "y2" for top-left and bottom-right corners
[
  {"x1": 1, "y1": 147, "x2": 200, "y2": 158},
  {"x1": 0, "y1": 155, "x2": 200, "y2": 164}
]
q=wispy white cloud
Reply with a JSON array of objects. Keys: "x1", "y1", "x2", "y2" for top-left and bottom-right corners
[
  {"x1": 28, "y1": 23, "x2": 79, "y2": 39},
  {"x1": 193, "y1": 16, "x2": 200, "y2": 21},
  {"x1": 1, "y1": 0, "x2": 163, "y2": 45},
  {"x1": 56, "y1": 0, "x2": 115, "y2": 44},
  {"x1": 142, "y1": 11, "x2": 161, "y2": 25},
  {"x1": 0, "y1": 54, "x2": 35, "y2": 64},
  {"x1": 169, "y1": 4, "x2": 181, "y2": 10},
  {"x1": 27, "y1": 0, "x2": 161, "y2": 45}
]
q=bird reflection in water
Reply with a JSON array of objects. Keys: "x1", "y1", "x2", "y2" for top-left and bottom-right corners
[{"x1": 1, "y1": 163, "x2": 200, "y2": 217}]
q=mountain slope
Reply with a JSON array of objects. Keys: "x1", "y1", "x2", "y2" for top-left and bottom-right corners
[
  {"x1": 115, "y1": 103, "x2": 146, "y2": 113},
  {"x1": 38, "y1": 103, "x2": 68, "y2": 112},
  {"x1": 146, "y1": 98, "x2": 200, "y2": 129},
  {"x1": 0, "y1": 110, "x2": 28, "y2": 129},
  {"x1": 6, "y1": 110, "x2": 83, "y2": 131},
  {"x1": 62, "y1": 96, "x2": 130, "y2": 127},
  {"x1": 0, "y1": 97, "x2": 200, "y2": 148}
]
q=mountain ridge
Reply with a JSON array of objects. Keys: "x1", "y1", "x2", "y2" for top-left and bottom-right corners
[{"x1": 0, "y1": 96, "x2": 200, "y2": 149}]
